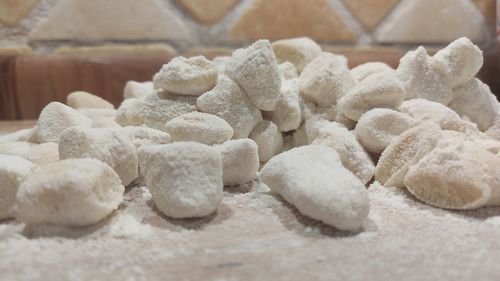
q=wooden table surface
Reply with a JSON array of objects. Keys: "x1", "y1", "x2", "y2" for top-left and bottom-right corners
[
  {"x1": 0, "y1": 120, "x2": 36, "y2": 134},
  {"x1": 1, "y1": 121, "x2": 500, "y2": 281}
]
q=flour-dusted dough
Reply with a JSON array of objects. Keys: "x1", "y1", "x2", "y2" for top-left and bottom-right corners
[
  {"x1": 272, "y1": 37, "x2": 322, "y2": 72},
  {"x1": 0, "y1": 155, "x2": 37, "y2": 220},
  {"x1": 215, "y1": 139, "x2": 259, "y2": 186},
  {"x1": 153, "y1": 56, "x2": 218, "y2": 96},
  {"x1": 138, "y1": 142, "x2": 223, "y2": 218},
  {"x1": 165, "y1": 112, "x2": 233, "y2": 144},
  {"x1": 249, "y1": 120, "x2": 283, "y2": 163},
  {"x1": 30, "y1": 102, "x2": 92, "y2": 143},
  {"x1": 260, "y1": 145, "x2": 369, "y2": 231},
  {"x1": 299, "y1": 52, "x2": 355, "y2": 107},
  {"x1": 16, "y1": 158, "x2": 124, "y2": 226},
  {"x1": 355, "y1": 108, "x2": 415, "y2": 154},
  {"x1": 67, "y1": 91, "x2": 114, "y2": 109},
  {"x1": 196, "y1": 75, "x2": 262, "y2": 139},
  {"x1": 404, "y1": 137, "x2": 500, "y2": 209},
  {"x1": 375, "y1": 122, "x2": 442, "y2": 188},
  {"x1": 59, "y1": 127, "x2": 138, "y2": 186},
  {"x1": 226, "y1": 40, "x2": 281, "y2": 111}
]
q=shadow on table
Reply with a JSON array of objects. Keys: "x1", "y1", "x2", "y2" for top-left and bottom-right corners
[
  {"x1": 143, "y1": 199, "x2": 234, "y2": 231},
  {"x1": 20, "y1": 203, "x2": 127, "y2": 239},
  {"x1": 260, "y1": 192, "x2": 377, "y2": 239},
  {"x1": 388, "y1": 187, "x2": 500, "y2": 221}
]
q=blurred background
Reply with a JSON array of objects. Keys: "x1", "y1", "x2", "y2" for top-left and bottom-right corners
[{"x1": 0, "y1": 0, "x2": 498, "y2": 120}]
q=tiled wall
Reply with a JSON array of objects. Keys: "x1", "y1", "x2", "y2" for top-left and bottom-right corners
[{"x1": 0, "y1": 0, "x2": 496, "y2": 53}]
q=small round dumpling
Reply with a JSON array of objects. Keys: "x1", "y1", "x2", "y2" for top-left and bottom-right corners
[
  {"x1": 399, "y1": 99, "x2": 476, "y2": 132},
  {"x1": 299, "y1": 52, "x2": 355, "y2": 107},
  {"x1": 404, "y1": 137, "x2": 500, "y2": 209},
  {"x1": 355, "y1": 108, "x2": 415, "y2": 153},
  {"x1": 138, "y1": 142, "x2": 223, "y2": 218},
  {"x1": 264, "y1": 79, "x2": 302, "y2": 132},
  {"x1": 196, "y1": 75, "x2": 263, "y2": 139},
  {"x1": 215, "y1": 139, "x2": 259, "y2": 186},
  {"x1": 311, "y1": 121, "x2": 375, "y2": 184},
  {"x1": 449, "y1": 78, "x2": 499, "y2": 131},
  {"x1": 396, "y1": 46, "x2": 452, "y2": 105},
  {"x1": 164, "y1": 112, "x2": 233, "y2": 145},
  {"x1": 16, "y1": 158, "x2": 124, "y2": 226},
  {"x1": 31, "y1": 102, "x2": 92, "y2": 143},
  {"x1": 67, "y1": 91, "x2": 114, "y2": 110},
  {"x1": 433, "y1": 37, "x2": 483, "y2": 88},
  {"x1": 338, "y1": 71, "x2": 405, "y2": 121},
  {"x1": 272, "y1": 37, "x2": 322, "y2": 72},
  {"x1": 59, "y1": 127, "x2": 138, "y2": 186},
  {"x1": 153, "y1": 56, "x2": 218, "y2": 96},
  {"x1": 0, "y1": 142, "x2": 59, "y2": 166},
  {"x1": 350, "y1": 62, "x2": 394, "y2": 82},
  {"x1": 0, "y1": 155, "x2": 37, "y2": 220},
  {"x1": 375, "y1": 122, "x2": 442, "y2": 188},
  {"x1": 249, "y1": 120, "x2": 283, "y2": 163}
]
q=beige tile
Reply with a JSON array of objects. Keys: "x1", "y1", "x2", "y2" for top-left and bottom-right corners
[
  {"x1": 29, "y1": 0, "x2": 189, "y2": 41},
  {"x1": 376, "y1": 0, "x2": 487, "y2": 43},
  {"x1": 229, "y1": 0, "x2": 356, "y2": 42},
  {"x1": 341, "y1": 0, "x2": 399, "y2": 30},
  {"x1": 177, "y1": 0, "x2": 240, "y2": 24},
  {"x1": 0, "y1": 0, "x2": 38, "y2": 26}
]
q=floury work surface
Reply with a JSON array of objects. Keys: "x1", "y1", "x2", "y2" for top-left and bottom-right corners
[{"x1": 1, "y1": 181, "x2": 500, "y2": 281}]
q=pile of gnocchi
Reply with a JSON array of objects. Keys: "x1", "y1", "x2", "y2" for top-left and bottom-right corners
[{"x1": 1, "y1": 37, "x2": 499, "y2": 231}]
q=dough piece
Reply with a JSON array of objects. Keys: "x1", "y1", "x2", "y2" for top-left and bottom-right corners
[
  {"x1": 16, "y1": 158, "x2": 124, "y2": 226},
  {"x1": 355, "y1": 108, "x2": 415, "y2": 153},
  {"x1": 0, "y1": 142, "x2": 59, "y2": 166},
  {"x1": 123, "y1": 81, "x2": 154, "y2": 100},
  {"x1": 486, "y1": 117, "x2": 500, "y2": 141},
  {"x1": 396, "y1": 46, "x2": 452, "y2": 105},
  {"x1": 433, "y1": 37, "x2": 483, "y2": 87},
  {"x1": 264, "y1": 79, "x2": 302, "y2": 132},
  {"x1": 59, "y1": 127, "x2": 138, "y2": 186},
  {"x1": 272, "y1": 37, "x2": 322, "y2": 72},
  {"x1": 311, "y1": 121, "x2": 375, "y2": 185},
  {"x1": 0, "y1": 155, "x2": 37, "y2": 220},
  {"x1": 90, "y1": 116, "x2": 121, "y2": 128},
  {"x1": 375, "y1": 122, "x2": 442, "y2": 187},
  {"x1": 449, "y1": 78, "x2": 500, "y2": 131},
  {"x1": 292, "y1": 123, "x2": 309, "y2": 147},
  {"x1": 0, "y1": 128, "x2": 35, "y2": 144},
  {"x1": 115, "y1": 92, "x2": 197, "y2": 130},
  {"x1": 260, "y1": 145, "x2": 369, "y2": 231},
  {"x1": 138, "y1": 142, "x2": 223, "y2": 218},
  {"x1": 399, "y1": 99, "x2": 476, "y2": 132},
  {"x1": 67, "y1": 91, "x2": 114, "y2": 109},
  {"x1": 338, "y1": 71, "x2": 405, "y2": 121},
  {"x1": 278, "y1": 62, "x2": 299, "y2": 80},
  {"x1": 196, "y1": 75, "x2": 262, "y2": 139},
  {"x1": 215, "y1": 139, "x2": 259, "y2": 186},
  {"x1": 350, "y1": 62, "x2": 394, "y2": 82},
  {"x1": 30, "y1": 102, "x2": 92, "y2": 143},
  {"x1": 404, "y1": 137, "x2": 500, "y2": 209},
  {"x1": 225, "y1": 40, "x2": 281, "y2": 111},
  {"x1": 153, "y1": 56, "x2": 218, "y2": 96},
  {"x1": 165, "y1": 112, "x2": 233, "y2": 145},
  {"x1": 249, "y1": 120, "x2": 283, "y2": 163},
  {"x1": 78, "y1": 108, "x2": 116, "y2": 118},
  {"x1": 118, "y1": 126, "x2": 171, "y2": 148},
  {"x1": 299, "y1": 52, "x2": 355, "y2": 107}
]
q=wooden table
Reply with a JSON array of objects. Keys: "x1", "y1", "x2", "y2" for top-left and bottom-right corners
[
  {"x1": 1, "y1": 121, "x2": 500, "y2": 281},
  {"x1": 0, "y1": 120, "x2": 36, "y2": 134}
]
